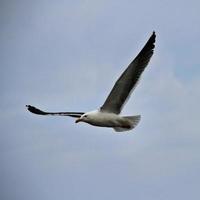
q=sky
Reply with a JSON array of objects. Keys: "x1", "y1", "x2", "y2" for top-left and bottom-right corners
[{"x1": 1, "y1": 0, "x2": 200, "y2": 199}]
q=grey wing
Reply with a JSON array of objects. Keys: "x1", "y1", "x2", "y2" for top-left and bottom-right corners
[
  {"x1": 26, "y1": 105, "x2": 84, "y2": 118},
  {"x1": 100, "y1": 32, "x2": 156, "y2": 114}
]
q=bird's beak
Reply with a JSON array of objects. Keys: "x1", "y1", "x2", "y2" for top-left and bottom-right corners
[{"x1": 75, "y1": 118, "x2": 82, "y2": 123}]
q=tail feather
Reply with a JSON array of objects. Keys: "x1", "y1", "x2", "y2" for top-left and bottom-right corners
[
  {"x1": 124, "y1": 115, "x2": 141, "y2": 127},
  {"x1": 113, "y1": 115, "x2": 141, "y2": 132}
]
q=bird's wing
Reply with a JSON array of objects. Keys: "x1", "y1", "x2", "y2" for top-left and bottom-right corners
[
  {"x1": 100, "y1": 32, "x2": 156, "y2": 114},
  {"x1": 26, "y1": 105, "x2": 84, "y2": 118}
]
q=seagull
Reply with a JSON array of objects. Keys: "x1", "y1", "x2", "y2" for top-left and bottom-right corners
[{"x1": 26, "y1": 32, "x2": 156, "y2": 132}]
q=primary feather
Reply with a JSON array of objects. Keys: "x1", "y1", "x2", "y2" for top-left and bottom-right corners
[{"x1": 100, "y1": 32, "x2": 156, "y2": 114}]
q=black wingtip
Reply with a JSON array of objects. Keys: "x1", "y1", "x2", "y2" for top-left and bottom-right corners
[
  {"x1": 146, "y1": 31, "x2": 156, "y2": 50},
  {"x1": 151, "y1": 31, "x2": 156, "y2": 41},
  {"x1": 26, "y1": 105, "x2": 47, "y2": 115}
]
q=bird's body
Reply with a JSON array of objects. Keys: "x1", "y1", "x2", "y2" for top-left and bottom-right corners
[
  {"x1": 76, "y1": 110, "x2": 140, "y2": 132},
  {"x1": 27, "y1": 32, "x2": 156, "y2": 132}
]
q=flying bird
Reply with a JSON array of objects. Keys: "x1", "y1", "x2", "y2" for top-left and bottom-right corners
[{"x1": 26, "y1": 32, "x2": 156, "y2": 132}]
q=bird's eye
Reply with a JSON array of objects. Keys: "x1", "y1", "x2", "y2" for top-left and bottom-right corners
[{"x1": 84, "y1": 115, "x2": 87, "y2": 118}]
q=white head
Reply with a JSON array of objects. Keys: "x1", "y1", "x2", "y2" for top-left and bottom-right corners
[
  {"x1": 75, "y1": 113, "x2": 90, "y2": 123},
  {"x1": 75, "y1": 110, "x2": 98, "y2": 124}
]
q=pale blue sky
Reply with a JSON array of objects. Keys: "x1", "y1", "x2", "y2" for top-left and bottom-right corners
[{"x1": 1, "y1": 0, "x2": 200, "y2": 200}]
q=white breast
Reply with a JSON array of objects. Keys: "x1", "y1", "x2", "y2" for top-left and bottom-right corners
[{"x1": 86, "y1": 110, "x2": 123, "y2": 127}]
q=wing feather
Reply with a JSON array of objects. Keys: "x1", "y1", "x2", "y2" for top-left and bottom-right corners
[
  {"x1": 100, "y1": 32, "x2": 156, "y2": 114},
  {"x1": 26, "y1": 105, "x2": 84, "y2": 118}
]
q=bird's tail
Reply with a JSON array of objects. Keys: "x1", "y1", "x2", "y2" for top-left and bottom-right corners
[{"x1": 113, "y1": 115, "x2": 141, "y2": 132}]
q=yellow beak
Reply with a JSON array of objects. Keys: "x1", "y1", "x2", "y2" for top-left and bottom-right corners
[{"x1": 75, "y1": 118, "x2": 82, "y2": 123}]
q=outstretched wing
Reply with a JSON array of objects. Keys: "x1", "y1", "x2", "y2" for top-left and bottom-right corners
[
  {"x1": 26, "y1": 105, "x2": 84, "y2": 118},
  {"x1": 100, "y1": 32, "x2": 156, "y2": 114}
]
